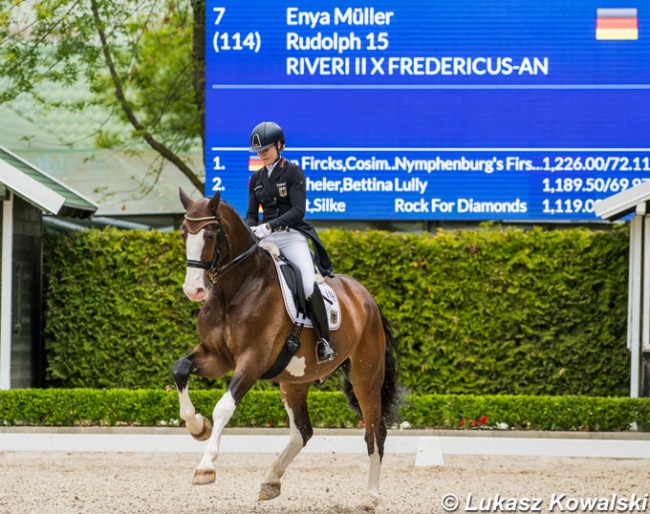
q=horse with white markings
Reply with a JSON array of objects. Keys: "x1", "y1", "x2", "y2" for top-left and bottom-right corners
[{"x1": 172, "y1": 189, "x2": 399, "y2": 511}]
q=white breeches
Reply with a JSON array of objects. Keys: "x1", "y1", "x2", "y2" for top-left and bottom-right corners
[{"x1": 264, "y1": 230, "x2": 315, "y2": 298}]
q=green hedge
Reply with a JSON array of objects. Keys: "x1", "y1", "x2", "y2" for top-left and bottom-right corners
[
  {"x1": 2, "y1": 389, "x2": 649, "y2": 431},
  {"x1": 44, "y1": 229, "x2": 199, "y2": 389},
  {"x1": 43, "y1": 225, "x2": 630, "y2": 395}
]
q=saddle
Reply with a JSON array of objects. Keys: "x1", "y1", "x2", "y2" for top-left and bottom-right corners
[
  {"x1": 258, "y1": 243, "x2": 341, "y2": 380},
  {"x1": 261, "y1": 243, "x2": 341, "y2": 331}
]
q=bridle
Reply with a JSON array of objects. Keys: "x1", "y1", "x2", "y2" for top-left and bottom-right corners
[{"x1": 183, "y1": 213, "x2": 258, "y2": 284}]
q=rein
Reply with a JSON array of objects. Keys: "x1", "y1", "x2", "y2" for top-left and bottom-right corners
[{"x1": 184, "y1": 214, "x2": 258, "y2": 284}]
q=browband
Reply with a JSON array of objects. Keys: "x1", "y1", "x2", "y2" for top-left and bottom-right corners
[
  {"x1": 184, "y1": 215, "x2": 216, "y2": 221},
  {"x1": 183, "y1": 214, "x2": 219, "y2": 235}
]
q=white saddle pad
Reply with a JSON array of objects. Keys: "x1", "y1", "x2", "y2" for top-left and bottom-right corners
[{"x1": 262, "y1": 246, "x2": 342, "y2": 331}]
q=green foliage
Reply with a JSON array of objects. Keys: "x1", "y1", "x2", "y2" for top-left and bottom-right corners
[
  {"x1": 92, "y1": 0, "x2": 200, "y2": 152},
  {"x1": 403, "y1": 394, "x2": 649, "y2": 431},
  {"x1": 2, "y1": 389, "x2": 649, "y2": 431},
  {"x1": 43, "y1": 227, "x2": 201, "y2": 389},
  {"x1": 0, "y1": 389, "x2": 356, "y2": 428},
  {"x1": 0, "y1": 0, "x2": 202, "y2": 185},
  {"x1": 320, "y1": 225, "x2": 630, "y2": 396},
  {"x1": 44, "y1": 226, "x2": 630, "y2": 396}
]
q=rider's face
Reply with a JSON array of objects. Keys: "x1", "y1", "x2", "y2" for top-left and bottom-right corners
[{"x1": 257, "y1": 144, "x2": 279, "y2": 166}]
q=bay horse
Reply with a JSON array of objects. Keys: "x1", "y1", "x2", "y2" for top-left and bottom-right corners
[{"x1": 173, "y1": 189, "x2": 399, "y2": 511}]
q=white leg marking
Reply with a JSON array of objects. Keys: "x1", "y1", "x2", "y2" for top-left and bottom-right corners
[
  {"x1": 177, "y1": 387, "x2": 204, "y2": 435},
  {"x1": 367, "y1": 436, "x2": 381, "y2": 505},
  {"x1": 284, "y1": 356, "x2": 306, "y2": 378},
  {"x1": 262, "y1": 403, "x2": 304, "y2": 484},
  {"x1": 196, "y1": 390, "x2": 237, "y2": 470}
]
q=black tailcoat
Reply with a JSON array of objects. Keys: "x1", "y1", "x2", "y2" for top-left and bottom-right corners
[{"x1": 246, "y1": 158, "x2": 333, "y2": 277}]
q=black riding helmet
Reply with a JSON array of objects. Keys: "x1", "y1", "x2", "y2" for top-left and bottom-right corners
[{"x1": 249, "y1": 121, "x2": 285, "y2": 153}]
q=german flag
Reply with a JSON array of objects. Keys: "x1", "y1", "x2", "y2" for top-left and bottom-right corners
[
  {"x1": 596, "y1": 8, "x2": 638, "y2": 40},
  {"x1": 248, "y1": 157, "x2": 264, "y2": 171}
]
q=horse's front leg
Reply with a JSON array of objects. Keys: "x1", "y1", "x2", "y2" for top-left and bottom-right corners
[
  {"x1": 191, "y1": 365, "x2": 258, "y2": 485},
  {"x1": 259, "y1": 382, "x2": 313, "y2": 501},
  {"x1": 173, "y1": 351, "x2": 213, "y2": 441}
]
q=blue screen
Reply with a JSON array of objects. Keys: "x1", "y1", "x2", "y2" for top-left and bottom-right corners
[{"x1": 205, "y1": 1, "x2": 650, "y2": 221}]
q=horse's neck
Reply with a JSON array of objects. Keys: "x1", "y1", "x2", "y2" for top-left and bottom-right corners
[{"x1": 212, "y1": 241, "x2": 272, "y2": 298}]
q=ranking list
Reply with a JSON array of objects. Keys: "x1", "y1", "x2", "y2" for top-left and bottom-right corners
[{"x1": 205, "y1": 1, "x2": 650, "y2": 221}]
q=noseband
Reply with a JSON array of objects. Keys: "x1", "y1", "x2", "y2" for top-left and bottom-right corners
[{"x1": 183, "y1": 214, "x2": 257, "y2": 284}]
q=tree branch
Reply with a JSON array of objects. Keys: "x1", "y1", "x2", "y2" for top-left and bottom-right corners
[
  {"x1": 191, "y1": 0, "x2": 205, "y2": 150},
  {"x1": 89, "y1": 0, "x2": 204, "y2": 194}
]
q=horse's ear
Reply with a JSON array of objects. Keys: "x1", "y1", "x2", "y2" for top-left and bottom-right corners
[
  {"x1": 179, "y1": 188, "x2": 192, "y2": 210},
  {"x1": 207, "y1": 190, "x2": 221, "y2": 215}
]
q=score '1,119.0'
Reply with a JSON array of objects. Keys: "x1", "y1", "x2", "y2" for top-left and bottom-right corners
[{"x1": 542, "y1": 198, "x2": 597, "y2": 215}]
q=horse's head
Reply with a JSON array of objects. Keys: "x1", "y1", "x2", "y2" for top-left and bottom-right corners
[{"x1": 179, "y1": 188, "x2": 257, "y2": 301}]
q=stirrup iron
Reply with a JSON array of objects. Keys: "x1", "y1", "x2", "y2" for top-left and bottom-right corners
[{"x1": 316, "y1": 338, "x2": 335, "y2": 363}]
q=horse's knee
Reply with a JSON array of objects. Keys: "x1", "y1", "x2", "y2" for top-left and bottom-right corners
[{"x1": 173, "y1": 357, "x2": 193, "y2": 390}]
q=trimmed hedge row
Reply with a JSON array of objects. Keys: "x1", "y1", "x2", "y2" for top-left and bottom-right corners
[
  {"x1": 2, "y1": 389, "x2": 649, "y2": 431},
  {"x1": 43, "y1": 225, "x2": 631, "y2": 395}
]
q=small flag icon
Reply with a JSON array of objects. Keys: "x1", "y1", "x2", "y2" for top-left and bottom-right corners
[
  {"x1": 248, "y1": 158, "x2": 263, "y2": 171},
  {"x1": 596, "y1": 8, "x2": 638, "y2": 40}
]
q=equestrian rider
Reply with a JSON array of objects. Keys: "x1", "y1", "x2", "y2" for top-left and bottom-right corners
[{"x1": 245, "y1": 121, "x2": 335, "y2": 364}]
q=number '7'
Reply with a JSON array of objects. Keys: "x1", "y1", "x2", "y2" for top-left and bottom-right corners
[{"x1": 213, "y1": 7, "x2": 225, "y2": 25}]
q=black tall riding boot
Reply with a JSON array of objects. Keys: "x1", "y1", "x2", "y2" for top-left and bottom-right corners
[{"x1": 306, "y1": 283, "x2": 335, "y2": 363}]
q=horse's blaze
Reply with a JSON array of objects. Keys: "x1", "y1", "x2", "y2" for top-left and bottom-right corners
[
  {"x1": 192, "y1": 469, "x2": 216, "y2": 485},
  {"x1": 258, "y1": 482, "x2": 281, "y2": 501},
  {"x1": 189, "y1": 416, "x2": 213, "y2": 441}
]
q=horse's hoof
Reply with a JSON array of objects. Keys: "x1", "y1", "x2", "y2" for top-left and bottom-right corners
[
  {"x1": 258, "y1": 482, "x2": 281, "y2": 501},
  {"x1": 359, "y1": 495, "x2": 379, "y2": 511},
  {"x1": 189, "y1": 416, "x2": 212, "y2": 441},
  {"x1": 192, "y1": 468, "x2": 216, "y2": 485}
]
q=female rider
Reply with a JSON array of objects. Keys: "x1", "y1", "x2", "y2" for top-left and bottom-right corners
[{"x1": 246, "y1": 121, "x2": 335, "y2": 363}]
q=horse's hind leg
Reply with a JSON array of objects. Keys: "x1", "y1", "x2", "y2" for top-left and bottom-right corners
[
  {"x1": 259, "y1": 382, "x2": 313, "y2": 501},
  {"x1": 349, "y1": 357, "x2": 387, "y2": 511}
]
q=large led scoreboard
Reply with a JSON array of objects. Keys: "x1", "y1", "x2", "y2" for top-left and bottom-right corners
[{"x1": 205, "y1": 1, "x2": 649, "y2": 221}]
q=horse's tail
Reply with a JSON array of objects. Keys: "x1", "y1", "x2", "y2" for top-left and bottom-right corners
[
  {"x1": 379, "y1": 312, "x2": 401, "y2": 424},
  {"x1": 342, "y1": 310, "x2": 401, "y2": 425}
]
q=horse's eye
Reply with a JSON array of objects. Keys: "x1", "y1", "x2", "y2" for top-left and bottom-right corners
[
  {"x1": 204, "y1": 231, "x2": 216, "y2": 242},
  {"x1": 180, "y1": 227, "x2": 188, "y2": 239}
]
